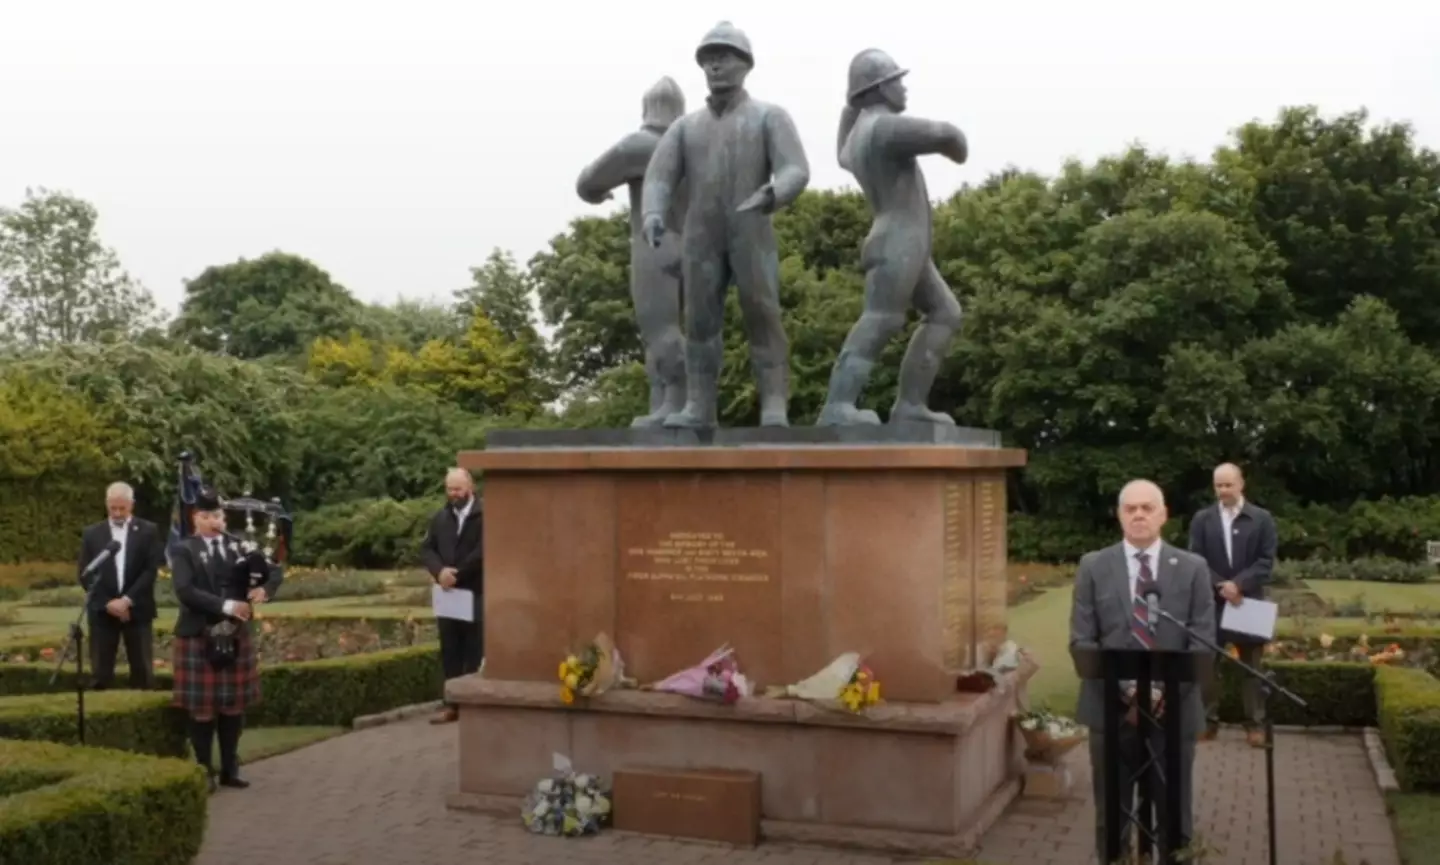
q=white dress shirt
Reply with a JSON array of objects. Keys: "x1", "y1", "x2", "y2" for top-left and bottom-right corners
[
  {"x1": 1122, "y1": 538, "x2": 1164, "y2": 603},
  {"x1": 202, "y1": 534, "x2": 243, "y2": 617},
  {"x1": 453, "y1": 498, "x2": 473, "y2": 528},
  {"x1": 1220, "y1": 497, "x2": 1244, "y2": 567},
  {"x1": 110, "y1": 518, "x2": 129, "y2": 593}
]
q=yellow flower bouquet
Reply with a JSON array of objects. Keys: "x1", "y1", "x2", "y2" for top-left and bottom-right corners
[
  {"x1": 557, "y1": 633, "x2": 633, "y2": 705},
  {"x1": 765, "y1": 652, "x2": 883, "y2": 714}
]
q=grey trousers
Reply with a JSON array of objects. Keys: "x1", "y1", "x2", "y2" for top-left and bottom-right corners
[
  {"x1": 1089, "y1": 722, "x2": 1195, "y2": 864},
  {"x1": 1203, "y1": 642, "x2": 1266, "y2": 727}
]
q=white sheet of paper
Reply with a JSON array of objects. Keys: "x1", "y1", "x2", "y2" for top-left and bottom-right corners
[
  {"x1": 1220, "y1": 598, "x2": 1278, "y2": 640},
  {"x1": 431, "y1": 585, "x2": 475, "y2": 622}
]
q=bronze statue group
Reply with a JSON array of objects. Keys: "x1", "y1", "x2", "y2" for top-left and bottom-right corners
[{"x1": 575, "y1": 21, "x2": 969, "y2": 431}]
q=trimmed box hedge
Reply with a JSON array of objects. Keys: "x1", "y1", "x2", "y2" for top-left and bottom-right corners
[
  {"x1": 0, "y1": 738, "x2": 207, "y2": 865},
  {"x1": 0, "y1": 643, "x2": 443, "y2": 730},
  {"x1": 1215, "y1": 660, "x2": 1378, "y2": 727},
  {"x1": 0, "y1": 690, "x2": 187, "y2": 757},
  {"x1": 1375, "y1": 665, "x2": 1440, "y2": 790}
]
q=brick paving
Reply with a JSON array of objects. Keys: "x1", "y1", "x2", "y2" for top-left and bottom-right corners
[{"x1": 195, "y1": 721, "x2": 1400, "y2": 865}]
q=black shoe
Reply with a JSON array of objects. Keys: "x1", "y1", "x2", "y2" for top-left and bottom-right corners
[{"x1": 219, "y1": 774, "x2": 250, "y2": 789}]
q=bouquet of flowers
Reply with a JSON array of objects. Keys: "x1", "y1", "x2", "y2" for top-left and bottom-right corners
[
  {"x1": 647, "y1": 644, "x2": 752, "y2": 704},
  {"x1": 839, "y1": 662, "x2": 882, "y2": 712},
  {"x1": 558, "y1": 633, "x2": 632, "y2": 704},
  {"x1": 1014, "y1": 708, "x2": 1087, "y2": 765},
  {"x1": 765, "y1": 652, "x2": 883, "y2": 713},
  {"x1": 520, "y1": 753, "x2": 612, "y2": 837}
]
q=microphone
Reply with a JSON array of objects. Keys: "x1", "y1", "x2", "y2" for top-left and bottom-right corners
[
  {"x1": 81, "y1": 540, "x2": 123, "y2": 579},
  {"x1": 1143, "y1": 584, "x2": 1162, "y2": 632}
]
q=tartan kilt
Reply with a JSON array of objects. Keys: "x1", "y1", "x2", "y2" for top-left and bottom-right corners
[{"x1": 172, "y1": 625, "x2": 261, "y2": 716}]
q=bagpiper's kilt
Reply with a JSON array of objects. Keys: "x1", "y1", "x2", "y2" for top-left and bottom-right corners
[{"x1": 171, "y1": 625, "x2": 261, "y2": 716}]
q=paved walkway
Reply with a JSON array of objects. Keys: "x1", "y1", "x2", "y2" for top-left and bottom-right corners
[{"x1": 196, "y1": 721, "x2": 1400, "y2": 865}]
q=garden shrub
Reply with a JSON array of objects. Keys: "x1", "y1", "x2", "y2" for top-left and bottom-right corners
[
  {"x1": 0, "y1": 641, "x2": 444, "y2": 728},
  {"x1": 291, "y1": 496, "x2": 439, "y2": 568},
  {"x1": 1216, "y1": 661, "x2": 1376, "y2": 727},
  {"x1": 0, "y1": 738, "x2": 207, "y2": 865},
  {"x1": 1375, "y1": 665, "x2": 1440, "y2": 790},
  {"x1": 0, "y1": 690, "x2": 187, "y2": 757},
  {"x1": 1276, "y1": 557, "x2": 1434, "y2": 585}
]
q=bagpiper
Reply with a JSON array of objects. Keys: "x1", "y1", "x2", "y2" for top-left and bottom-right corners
[{"x1": 169, "y1": 485, "x2": 284, "y2": 792}]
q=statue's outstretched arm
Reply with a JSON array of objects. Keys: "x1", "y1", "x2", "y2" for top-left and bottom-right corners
[
  {"x1": 877, "y1": 115, "x2": 967, "y2": 164},
  {"x1": 576, "y1": 131, "x2": 659, "y2": 204},
  {"x1": 640, "y1": 122, "x2": 686, "y2": 223},
  {"x1": 763, "y1": 106, "x2": 811, "y2": 209}
]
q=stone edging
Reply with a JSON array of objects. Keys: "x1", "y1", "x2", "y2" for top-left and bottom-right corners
[
  {"x1": 353, "y1": 701, "x2": 444, "y2": 730},
  {"x1": 1362, "y1": 727, "x2": 1399, "y2": 792}
]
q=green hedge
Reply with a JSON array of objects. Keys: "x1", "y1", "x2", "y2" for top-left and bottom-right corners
[
  {"x1": 0, "y1": 643, "x2": 443, "y2": 728},
  {"x1": 1215, "y1": 660, "x2": 1377, "y2": 727},
  {"x1": 0, "y1": 738, "x2": 206, "y2": 865},
  {"x1": 1375, "y1": 666, "x2": 1440, "y2": 790},
  {"x1": 0, "y1": 691, "x2": 187, "y2": 757}
]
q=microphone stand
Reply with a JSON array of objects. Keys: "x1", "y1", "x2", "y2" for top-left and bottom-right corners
[
  {"x1": 1152, "y1": 604, "x2": 1307, "y2": 865},
  {"x1": 50, "y1": 566, "x2": 108, "y2": 746}
]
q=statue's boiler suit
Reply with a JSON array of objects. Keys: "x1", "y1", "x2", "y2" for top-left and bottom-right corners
[{"x1": 641, "y1": 89, "x2": 810, "y2": 418}]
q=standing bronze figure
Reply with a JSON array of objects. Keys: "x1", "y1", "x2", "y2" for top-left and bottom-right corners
[
  {"x1": 818, "y1": 49, "x2": 968, "y2": 426},
  {"x1": 576, "y1": 77, "x2": 689, "y2": 427},
  {"x1": 641, "y1": 21, "x2": 810, "y2": 428}
]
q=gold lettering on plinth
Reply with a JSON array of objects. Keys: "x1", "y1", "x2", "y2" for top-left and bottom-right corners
[
  {"x1": 974, "y1": 476, "x2": 1008, "y2": 664},
  {"x1": 941, "y1": 480, "x2": 975, "y2": 670},
  {"x1": 623, "y1": 531, "x2": 772, "y2": 607}
]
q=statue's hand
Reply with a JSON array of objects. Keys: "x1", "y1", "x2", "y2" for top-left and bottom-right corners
[
  {"x1": 641, "y1": 213, "x2": 666, "y2": 248},
  {"x1": 944, "y1": 130, "x2": 969, "y2": 165},
  {"x1": 736, "y1": 184, "x2": 776, "y2": 214}
]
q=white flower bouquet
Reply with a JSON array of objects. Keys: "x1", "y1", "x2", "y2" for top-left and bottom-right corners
[
  {"x1": 1014, "y1": 709, "x2": 1087, "y2": 765},
  {"x1": 520, "y1": 753, "x2": 612, "y2": 837}
]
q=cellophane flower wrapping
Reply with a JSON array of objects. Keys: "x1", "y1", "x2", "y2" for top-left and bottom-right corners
[
  {"x1": 764, "y1": 652, "x2": 861, "y2": 699},
  {"x1": 520, "y1": 753, "x2": 612, "y2": 837},
  {"x1": 579, "y1": 632, "x2": 633, "y2": 697},
  {"x1": 650, "y1": 644, "x2": 752, "y2": 703},
  {"x1": 1014, "y1": 709, "x2": 1087, "y2": 765}
]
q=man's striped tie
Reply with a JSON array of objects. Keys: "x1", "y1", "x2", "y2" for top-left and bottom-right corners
[{"x1": 1132, "y1": 551, "x2": 1157, "y2": 648}]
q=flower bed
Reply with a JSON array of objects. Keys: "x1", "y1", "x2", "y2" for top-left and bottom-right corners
[{"x1": 0, "y1": 738, "x2": 207, "y2": 865}]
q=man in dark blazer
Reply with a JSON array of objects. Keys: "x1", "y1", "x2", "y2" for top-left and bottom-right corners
[
  {"x1": 1070, "y1": 479, "x2": 1216, "y2": 862},
  {"x1": 76, "y1": 482, "x2": 166, "y2": 690},
  {"x1": 420, "y1": 467, "x2": 485, "y2": 724},
  {"x1": 1188, "y1": 462, "x2": 1277, "y2": 747}
]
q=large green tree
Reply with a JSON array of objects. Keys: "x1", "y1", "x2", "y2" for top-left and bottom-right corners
[
  {"x1": 170, "y1": 251, "x2": 364, "y2": 359},
  {"x1": 0, "y1": 188, "x2": 161, "y2": 349}
]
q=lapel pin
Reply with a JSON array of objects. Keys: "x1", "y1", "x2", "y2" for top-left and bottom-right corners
[{"x1": 1168, "y1": 557, "x2": 1178, "y2": 565}]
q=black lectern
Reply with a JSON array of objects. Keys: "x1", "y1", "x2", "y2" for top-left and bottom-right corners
[{"x1": 1072, "y1": 648, "x2": 1213, "y2": 864}]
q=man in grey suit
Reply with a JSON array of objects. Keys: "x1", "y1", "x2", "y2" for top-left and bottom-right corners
[
  {"x1": 1070, "y1": 479, "x2": 1216, "y2": 863},
  {"x1": 1188, "y1": 462, "x2": 1277, "y2": 746}
]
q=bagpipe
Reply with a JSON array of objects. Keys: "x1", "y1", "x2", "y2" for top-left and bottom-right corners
[{"x1": 168, "y1": 450, "x2": 294, "y2": 590}]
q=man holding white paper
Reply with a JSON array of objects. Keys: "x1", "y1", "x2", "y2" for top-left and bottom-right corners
[
  {"x1": 420, "y1": 467, "x2": 485, "y2": 724},
  {"x1": 1187, "y1": 462, "x2": 1278, "y2": 746}
]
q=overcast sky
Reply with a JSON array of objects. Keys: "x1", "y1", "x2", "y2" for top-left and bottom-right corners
[{"x1": 3, "y1": 0, "x2": 1437, "y2": 316}]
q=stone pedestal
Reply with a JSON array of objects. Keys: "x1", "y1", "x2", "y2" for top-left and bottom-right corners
[{"x1": 448, "y1": 426, "x2": 1032, "y2": 855}]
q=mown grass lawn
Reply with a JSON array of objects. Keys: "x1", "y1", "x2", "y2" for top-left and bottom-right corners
[{"x1": 237, "y1": 725, "x2": 347, "y2": 764}]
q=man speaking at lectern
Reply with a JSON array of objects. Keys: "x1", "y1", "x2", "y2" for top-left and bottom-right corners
[{"x1": 1069, "y1": 479, "x2": 1216, "y2": 862}]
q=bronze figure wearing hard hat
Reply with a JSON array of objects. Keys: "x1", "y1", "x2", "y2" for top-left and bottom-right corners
[
  {"x1": 817, "y1": 48, "x2": 969, "y2": 427},
  {"x1": 576, "y1": 77, "x2": 689, "y2": 428},
  {"x1": 640, "y1": 21, "x2": 810, "y2": 428}
]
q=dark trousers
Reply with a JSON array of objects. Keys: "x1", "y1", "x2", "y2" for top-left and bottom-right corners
[
  {"x1": 1089, "y1": 721, "x2": 1195, "y2": 863},
  {"x1": 89, "y1": 614, "x2": 155, "y2": 690},
  {"x1": 438, "y1": 613, "x2": 483, "y2": 707},
  {"x1": 1203, "y1": 641, "x2": 1266, "y2": 728}
]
